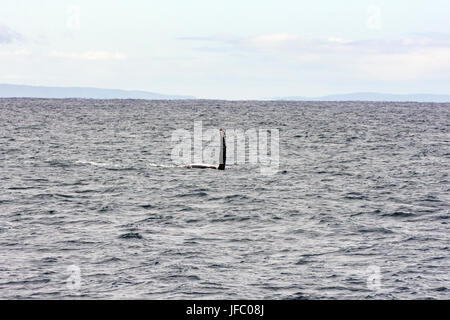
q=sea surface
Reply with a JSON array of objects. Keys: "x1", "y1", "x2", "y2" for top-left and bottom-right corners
[{"x1": 0, "y1": 98, "x2": 449, "y2": 299}]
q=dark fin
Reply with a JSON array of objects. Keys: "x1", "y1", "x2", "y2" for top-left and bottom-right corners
[{"x1": 217, "y1": 129, "x2": 226, "y2": 170}]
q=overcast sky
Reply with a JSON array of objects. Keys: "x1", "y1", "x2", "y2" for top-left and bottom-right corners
[{"x1": 1, "y1": 0, "x2": 450, "y2": 99}]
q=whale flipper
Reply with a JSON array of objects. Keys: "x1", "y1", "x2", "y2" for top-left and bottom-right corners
[
  {"x1": 217, "y1": 128, "x2": 226, "y2": 170},
  {"x1": 185, "y1": 164, "x2": 218, "y2": 169},
  {"x1": 185, "y1": 128, "x2": 226, "y2": 170}
]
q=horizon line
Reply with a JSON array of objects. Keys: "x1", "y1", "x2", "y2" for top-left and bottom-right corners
[{"x1": 1, "y1": 83, "x2": 450, "y2": 102}]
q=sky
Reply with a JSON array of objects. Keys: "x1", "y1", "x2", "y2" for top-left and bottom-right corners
[{"x1": 1, "y1": 0, "x2": 450, "y2": 99}]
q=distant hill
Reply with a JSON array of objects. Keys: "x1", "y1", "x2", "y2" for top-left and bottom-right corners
[
  {"x1": 0, "y1": 84, "x2": 195, "y2": 100},
  {"x1": 274, "y1": 92, "x2": 450, "y2": 102}
]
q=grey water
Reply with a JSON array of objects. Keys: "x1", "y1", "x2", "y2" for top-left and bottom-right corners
[{"x1": 0, "y1": 98, "x2": 449, "y2": 299}]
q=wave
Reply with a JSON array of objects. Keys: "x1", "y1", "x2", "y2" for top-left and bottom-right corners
[
  {"x1": 76, "y1": 160, "x2": 177, "y2": 169},
  {"x1": 119, "y1": 232, "x2": 143, "y2": 239}
]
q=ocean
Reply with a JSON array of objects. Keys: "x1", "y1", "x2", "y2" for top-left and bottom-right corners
[{"x1": 0, "y1": 98, "x2": 449, "y2": 299}]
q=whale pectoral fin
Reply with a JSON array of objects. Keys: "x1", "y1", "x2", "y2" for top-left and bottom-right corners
[
  {"x1": 183, "y1": 129, "x2": 226, "y2": 171},
  {"x1": 185, "y1": 164, "x2": 217, "y2": 169}
]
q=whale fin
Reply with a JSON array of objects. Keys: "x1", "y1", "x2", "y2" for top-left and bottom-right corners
[
  {"x1": 185, "y1": 164, "x2": 218, "y2": 169},
  {"x1": 185, "y1": 128, "x2": 226, "y2": 170},
  {"x1": 217, "y1": 128, "x2": 226, "y2": 170}
]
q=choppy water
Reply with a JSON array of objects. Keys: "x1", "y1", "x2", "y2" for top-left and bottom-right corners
[{"x1": 0, "y1": 98, "x2": 449, "y2": 299}]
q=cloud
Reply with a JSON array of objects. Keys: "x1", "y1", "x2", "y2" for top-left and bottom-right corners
[
  {"x1": 179, "y1": 33, "x2": 450, "y2": 81},
  {"x1": 3, "y1": 74, "x2": 31, "y2": 80},
  {"x1": 182, "y1": 32, "x2": 450, "y2": 55},
  {"x1": 0, "y1": 24, "x2": 23, "y2": 43},
  {"x1": 177, "y1": 35, "x2": 236, "y2": 42},
  {"x1": 0, "y1": 49, "x2": 31, "y2": 56},
  {"x1": 243, "y1": 33, "x2": 450, "y2": 55},
  {"x1": 50, "y1": 50, "x2": 127, "y2": 60},
  {"x1": 356, "y1": 47, "x2": 450, "y2": 81}
]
